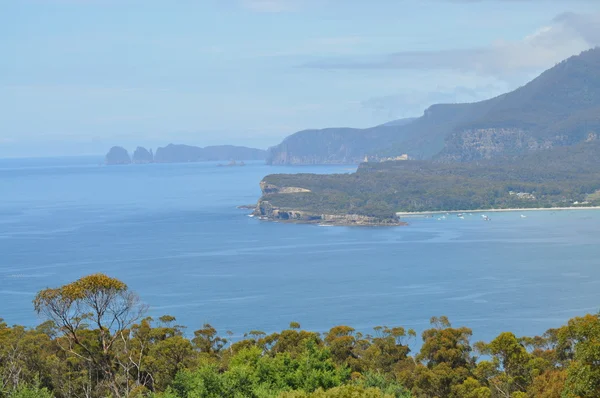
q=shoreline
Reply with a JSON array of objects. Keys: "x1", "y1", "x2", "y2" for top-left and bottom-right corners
[
  {"x1": 396, "y1": 206, "x2": 600, "y2": 218},
  {"x1": 254, "y1": 216, "x2": 406, "y2": 227}
]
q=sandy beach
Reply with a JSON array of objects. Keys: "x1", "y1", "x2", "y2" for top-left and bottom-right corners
[{"x1": 396, "y1": 206, "x2": 600, "y2": 218}]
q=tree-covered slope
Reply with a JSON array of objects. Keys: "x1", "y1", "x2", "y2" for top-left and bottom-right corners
[{"x1": 257, "y1": 141, "x2": 600, "y2": 221}]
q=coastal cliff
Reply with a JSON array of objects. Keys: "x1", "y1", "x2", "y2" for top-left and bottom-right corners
[
  {"x1": 252, "y1": 182, "x2": 403, "y2": 226},
  {"x1": 253, "y1": 200, "x2": 403, "y2": 226}
]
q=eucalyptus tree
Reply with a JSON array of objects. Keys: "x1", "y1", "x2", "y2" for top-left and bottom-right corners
[{"x1": 33, "y1": 274, "x2": 147, "y2": 398}]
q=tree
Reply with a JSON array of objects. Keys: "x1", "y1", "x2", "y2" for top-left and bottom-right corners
[
  {"x1": 477, "y1": 332, "x2": 532, "y2": 398},
  {"x1": 558, "y1": 314, "x2": 600, "y2": 398},
  {"x1": 408, "y1": 317, "x2": 475, "y2": 398},
  {"x1": 192, "y1": 324, "x2": 227, "y2": 357},
  {"x1": 33, "y1": 274, "x2": 147, "y2": 398}
]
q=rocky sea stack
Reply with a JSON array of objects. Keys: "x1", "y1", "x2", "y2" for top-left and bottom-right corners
[
  {"x1": 132, "y1": 146, "x2": 154, "y2": 164},
  {"x1": 105, "y1": 146, "x2": 131, "y2": 165}
]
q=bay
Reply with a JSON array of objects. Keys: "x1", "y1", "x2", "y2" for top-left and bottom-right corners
[{"x1": 1, "y1": 156, "x2": 599, "y2": 344}]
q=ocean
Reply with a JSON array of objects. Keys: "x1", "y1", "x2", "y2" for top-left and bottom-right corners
[{"x1": 1, "y1": 156, "x2": 599, "y2": 344}]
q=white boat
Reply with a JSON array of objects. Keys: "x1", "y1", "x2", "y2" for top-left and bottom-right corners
[{"x1": 520, "y1": 214, "x2": 527, "y2": 218}]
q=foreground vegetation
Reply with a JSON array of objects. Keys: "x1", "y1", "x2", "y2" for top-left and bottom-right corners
[
  {"x1": 1, "y1": 274, "x2": 599, "y2": 398},
  {"x1": 260, "y1": 142, "x2": 600, "y2": 220}
]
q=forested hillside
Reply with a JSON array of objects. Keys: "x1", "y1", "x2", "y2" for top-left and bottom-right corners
[
  {"x1": 256, "y1": 141, "x2": 600, "y2": 222},
  {"x1": 1, "y1": 274, "x2": 599, "y2": 398}
]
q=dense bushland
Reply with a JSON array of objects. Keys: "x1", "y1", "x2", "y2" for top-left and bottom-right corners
[{"x1": 1, "y1": 274, "x2": 598, "y2": 398}]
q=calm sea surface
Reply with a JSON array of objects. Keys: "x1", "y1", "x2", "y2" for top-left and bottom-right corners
[{"x1": 1, "y1": 156, "x2": 599, "y2": 343}]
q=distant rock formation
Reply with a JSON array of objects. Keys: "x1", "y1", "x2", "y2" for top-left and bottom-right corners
[
  {"x1": 105, "y1": 146, "x2": 131, "y2": 165},
  {"x1": 154, "y1": 144, "x2": 204, "y2": 163},
  {"x1": 132, "y1": 147, "x2": 154, "y2": 164},
  {"x1": 106, "y1": 144, "x2": 266, "y2": 165}
]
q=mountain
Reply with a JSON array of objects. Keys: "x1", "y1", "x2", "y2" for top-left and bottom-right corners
[
  {"x1": 153, "y1": 144, "x2": 266, "y2": 163},
  {"x1": 266, "y1": 124, "x2": 418, "y2": 165},
  {"x1": 267, "y1": 48, "x2": 600, "y2": 164},
  {"x1": 105, "y1": 146, "x2": 131, "y2": 165},
  {"x1": 437, "y1": 47, "x2": 600, "y2": 161},
  {"x1": 132, "y1": 147, "x2": 153, "y2": 164}
]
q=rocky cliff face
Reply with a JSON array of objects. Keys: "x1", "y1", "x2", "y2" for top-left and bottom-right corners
[
  {"x1": 438, "y1": 128, "x2": 556, "y2": 161},
  {"x1": 132, "y1": 147, "x2": 153, "y2": 164},
  {"x1": 105, "y1": 146, "x2": 131, "y2": 165}
]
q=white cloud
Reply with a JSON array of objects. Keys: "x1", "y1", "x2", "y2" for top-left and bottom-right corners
[{"x1": 303, "y1": 12, "x2": 600, "y2": 80}]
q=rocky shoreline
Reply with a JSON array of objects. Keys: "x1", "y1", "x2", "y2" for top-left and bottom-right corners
[
  {"x1": 250, "y1": 200, "x2": 405, "y2": 226},
  {"x1": 251, "y1": 180, "x2": 405, "y2": 226}
]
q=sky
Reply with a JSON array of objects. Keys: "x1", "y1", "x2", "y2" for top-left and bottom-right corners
[{"x1": 1, "y1": 0, "x2": 600, "y2": 157}]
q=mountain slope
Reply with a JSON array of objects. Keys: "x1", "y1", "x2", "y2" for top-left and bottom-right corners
[
  {"x1": 266, "y1": 125, "x2": 415, "y2": 165},
  {"x1": 267, "y1": 47, "x2": 600, "y2": 164},
  {"x1": 438, "y1": 47, "x2": 600, "y2": 160}
]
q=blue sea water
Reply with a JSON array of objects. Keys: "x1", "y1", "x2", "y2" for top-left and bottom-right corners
[{"x1": 1, "y1": 156, "x2": 599, "y2": 344}]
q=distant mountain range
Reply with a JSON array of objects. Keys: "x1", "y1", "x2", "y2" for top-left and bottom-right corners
[
  {"x1": 105, "y1": 144, "x2": 266, "y2": 165},
  {"x1": 267, "y1": 47, "x2": 600, "y2": 164}
]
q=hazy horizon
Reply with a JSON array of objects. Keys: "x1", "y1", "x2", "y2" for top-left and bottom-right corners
[{"x1": 2, "y1": 0, "x2": 600, "y2": 157}]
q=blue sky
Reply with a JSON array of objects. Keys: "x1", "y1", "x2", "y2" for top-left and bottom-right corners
[{"x1": 1, "y1": 0, "x2": 599, "y2": 157}]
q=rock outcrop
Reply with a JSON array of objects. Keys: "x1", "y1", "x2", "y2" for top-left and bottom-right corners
[
  {"x1": 132, "y1": 147, "x2": 153, "y2": 164},
  {"x1": 105, "y1": 146, "x2": 131, "y2": 165}
]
